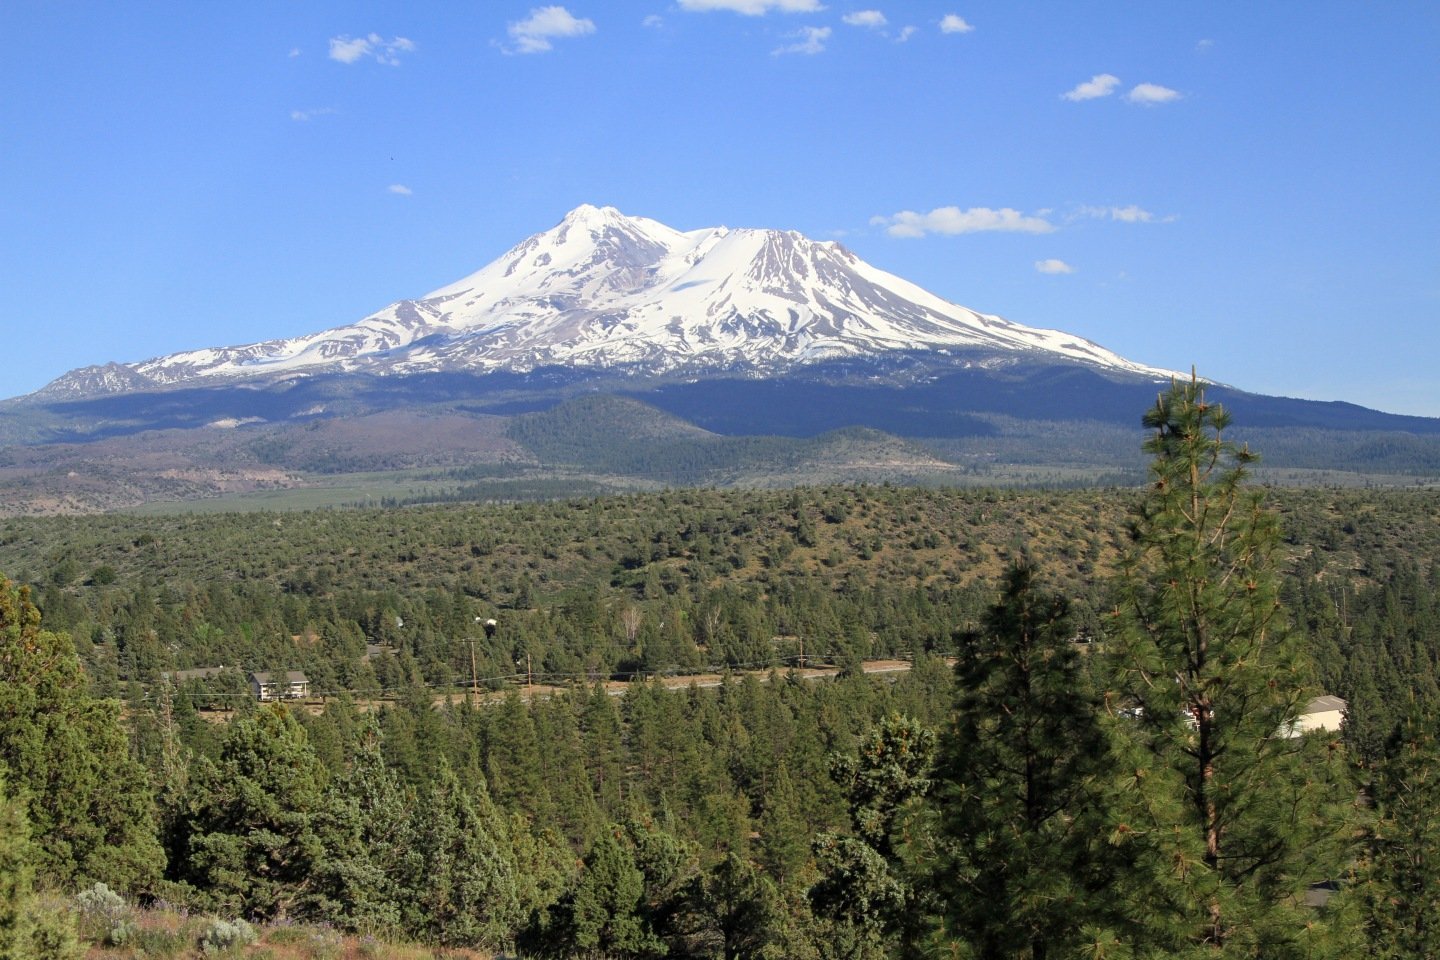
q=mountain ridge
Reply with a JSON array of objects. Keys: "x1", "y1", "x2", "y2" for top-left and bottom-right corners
[{"x1": 26, "y1": 204, "x2": 1175, "y2": 402}]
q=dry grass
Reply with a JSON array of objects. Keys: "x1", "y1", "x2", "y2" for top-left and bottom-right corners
[{"x1": 80, "y1": 906, "x2": 494, "y2": 960}]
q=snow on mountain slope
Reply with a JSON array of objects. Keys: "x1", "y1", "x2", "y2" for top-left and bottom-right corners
[{"x1": 32, "y1": 204, "x2": 1173, "y2": 400}]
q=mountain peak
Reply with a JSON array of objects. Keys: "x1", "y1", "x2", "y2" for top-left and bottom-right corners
[
  {"x1": 560, "y1": 203, "x2": 623, "y2": 224},
  {"x1": 31, "y1": 207, "x2": 1175, "y2": 399}
]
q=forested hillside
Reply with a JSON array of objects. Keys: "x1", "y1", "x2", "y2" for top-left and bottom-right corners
[{"x1": 3, "y1": 383, "x2": 1440, "y2": 957}]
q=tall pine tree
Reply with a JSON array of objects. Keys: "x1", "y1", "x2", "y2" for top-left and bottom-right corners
[
  {"x1": 927, "y1": 561, "x2": 1132, "y2": 958},
  {"x1": 1107, "y1": 376, "x2": 1356, "y2": 957},
  {"x1": 1360, "y1": 705, "x2": 1440, "y2": 959}
]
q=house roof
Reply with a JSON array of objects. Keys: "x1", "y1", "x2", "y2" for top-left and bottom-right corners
[
  {"x1": 1304, "y1": 695, "x2": 1347, "y2": 714},
  {"x1": 249, "y1": 670, "x2": 309, "y2": 684},
  {"x1": 163, "y1": 666, "x2": 227, "y2": 681}
]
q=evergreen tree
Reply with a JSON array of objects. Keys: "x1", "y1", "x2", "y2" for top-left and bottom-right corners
[
  {"x1": 0, "y1": 775, "x2": 82, "y2": 960},
  {"x1": 403, "y1": 761, "x2": 520, "y2": 949},
  {"x1": 309, "y1": 721, "x2": 412, "y2": 934},
  {"x1": 0, "y1": 775, "x2": 34, "y2": 960},
  {"x1": 677, "y1": 853, "x2": 785, "y2": 960},
  {"x1": 1107, "y1": 376, "x2": 1357, "y2": 956},
  {"x1": 174, "y1": 705, "x2": 330, "y2": 920},
  {"x1": 1361, "y1": 706, "x2": 1440, "y2": 959},
  {"x1": 0, "y1": 575, "x2": 163, "y2": 893},
  {"x1": 927, "y1": 561, "x2": 1131, "y2": 958},
  {"x1": 527, "y1": 829, "x2": 667, "y2": 960},
  {"x1": 809, "y1": 715, "x2": 934, "y2": 958},
  {"x1": 756, "y1": 763, "x2": 810, "y2": 890}
]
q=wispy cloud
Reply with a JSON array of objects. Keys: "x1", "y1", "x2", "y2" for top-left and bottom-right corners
[
  {"x1": 290, "y1": 107, "x2": 337, "y2": 122},
  {"x1": 642, "y1": 14, "x2": 664, "y2": 28},
  {"x1": 329, "y1": 34, "x2": 416, "y2": 66},
  {"x1": 872, "y1": 206, "x2": 1055, "y2": 238},
  {"x1": 288, "y1": 47, "x2": 301, "y2": 58},
  {"x1": 1127, "y1": 82, "x2": 1181, "y2": 105},
  {"x1": 506, "y1": 6, "x2": 596, "y2": 54},
  {"x1": 388, "y1": 184, "x2": 413, "y2": 196},
  {"x1": 1062, "y1": 73, "x2": 1120, "y2": 101},
  {"x1": 678, "y1": 0, "x2": 823, "y2": 13},
  {"x1": 1035, "y1": 259, "x2": 1075, "y2": 274},
  {"x1": 1076, "y1": 204, "x2": 1172, "y2": 224},
  {"x1": 773, "y1": 25, "x2": 831, "y2": 55},
  {"x1": 1196, "y1": 38, "x2": 1214, "y2": 53},
  {"x1": 939, "y1": 13, "x2": 974, "y2": 34},
  {"x1": 842, "y1": 10, "x2": 886, "y2": 28},
  {"x1": 895, "y1": 25, "x2": 917, "y2": 42}
]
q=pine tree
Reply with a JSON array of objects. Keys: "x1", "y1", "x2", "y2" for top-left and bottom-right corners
[
  {"x1": 535, "y1": 830, "x2": 667, "y2": 960},
  {"x1": 174, "y1": 705, "x2": 330, "y2": 920},
  {"x1": 309, "y1": 721, "x2": 412, "y2": 934},
  {"x1": 677, "y1": 853, "x2": 785, "y2": 960},
  {"x1": 1107, "y1": 376, "x2": 1357, "y2": 957},
  {"x1": 0, "y1": 775, "x2": 82, "y2": 960},
  {"x1": 927, "y1": 561, "x2": 1131, "y2": 958},
  {"x1": 809, "y1": 714, "x2": 934, "y2": 958},
  {"x1": 0, "y1": 575, "x2": 163, "y2": 893},
  {"x1": 1361, "y1": 706, "x2": 1440, "y2": 959},
  {"x1": 403, "y1": 761, "x2": 520, "y2": 949},
  {"x1": 0, "y1": 775, "x2": 34, "y2": 960}
]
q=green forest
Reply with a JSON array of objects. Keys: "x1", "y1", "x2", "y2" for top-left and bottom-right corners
[{"x1": 5, "y1": 380, "x2": 1440, "y2": 959}]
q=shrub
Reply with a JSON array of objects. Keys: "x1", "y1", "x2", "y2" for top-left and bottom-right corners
[
  {"x1": 198, "y1": 917, "x2": 258, "y2": 956},
  {"x1": 30, "y1": 891, "x2": 83, "y2": 960},
  {"x1": 75, "y1": 882, "x2": 137, "y2": 947}
]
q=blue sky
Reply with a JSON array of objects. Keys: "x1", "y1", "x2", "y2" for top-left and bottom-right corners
[{"x1": 3, "y1": 1, "x2": 1438, "y2": 416}]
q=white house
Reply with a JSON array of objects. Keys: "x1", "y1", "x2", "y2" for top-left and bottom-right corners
[
  {"x1": 1283, "y1": 695, "x2": 1347, "y2": 738},
  {"x1": 248, "y1": 670, "x2": 311, "y2": 702}
]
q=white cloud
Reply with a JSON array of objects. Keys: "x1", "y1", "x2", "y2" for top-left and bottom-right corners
[
  {"x1": 507, "y1": 6, "x2": 596, "y2": 54},
  {"x1": 1127, "y1": 82, "x2": 1181, "y2": 105},
  {"x1": 939, "y1": 13, "x2": 973, "y2": 33},
  {"x1": 288, "y1": 47, "x2": 301, "y2": 58},
  {"x1": 388, "y1": 184, "x2": 413, "y2": 196},
  {"x1": 1035, "y1": 259, "x2": 1075, "y2": 275},
  {"x1": 872, "y1": 206, "x2": 1055, "y2": 238},
  {"x1": 1062, "y1": 73, "x2": 1120, "y2": 101},
  {"x1": 329, "y1": 33, "x2": 415, "y2": 66},
  {"x1": 642, "y1": 14, "x2": 664, "y2": 28},
  {"x1": 773, "y1": 25, "x2": 831, "y2": 55},
  {"x1": 1196, "y1": 38, "x2": 1214, "y2": 53},
  {"x1": 843, "y1": 10, "x2": 886, "y2": 28},
  {"x1": 895, "y1": 25, "x2": 917, "y2": 41},
  {"x1": 678, "y1": 0, "x2": 824, "y2": 13},
  {"x1": 1108, "y1": 204, "x2": 1157, "y2": 223},
  {"x1": 290, "y1": 107, "x2": 337, "y2": 122},
  {"x1": 1076, "y1": 204, "x2": 1170, "y2": 224}
]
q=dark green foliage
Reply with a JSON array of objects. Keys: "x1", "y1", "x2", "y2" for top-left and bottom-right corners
[
  {"x1": 810, "y1": 715, "x2": 934, "y2": 956},
  {"x1": 927, "y1": 561, "x2": 1130, "y2": 958},
  {"x1": 0, "y1": 776, "x2": 83, "y2": 960},
  {"x1": 0, "y1": 576, "x2": 163, "y2": 893},
  {"x1": 1107, "y1": 377, "x2": 1358, "y2": 956},
  {"x1": 0, "y1": 775, "x2": 33, "y2": 960},
  {"x1": 676, "y1": 853, "x2": 786, "y2": 960},
  {"x1": 308, "y1": 722, "x2": 412, "y2": 934},
  {"x1": 402, "y1": 762, "x2": 520, "y2": 948},
  {"x1": 3, "y1": 457, "x2": 1440, "y2": 956},
  {"x1": 1361, "y1": 707, "x2": 1440, "y2": 959},
  {"x1": 172, "y1": 706, "x2": 331, "y2": 920},
  {"x1": 524, "y1": 828, "x2": 668, "y2": 960}
]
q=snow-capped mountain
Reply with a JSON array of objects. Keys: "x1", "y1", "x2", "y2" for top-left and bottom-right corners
[{"x1": 33, "y1": 204, "x2": 1171, "y2": 400}]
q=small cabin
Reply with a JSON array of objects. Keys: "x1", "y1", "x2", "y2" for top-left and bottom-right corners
[{"x1": 248, "y1": 670, "x2": 311, "y2": 702}]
